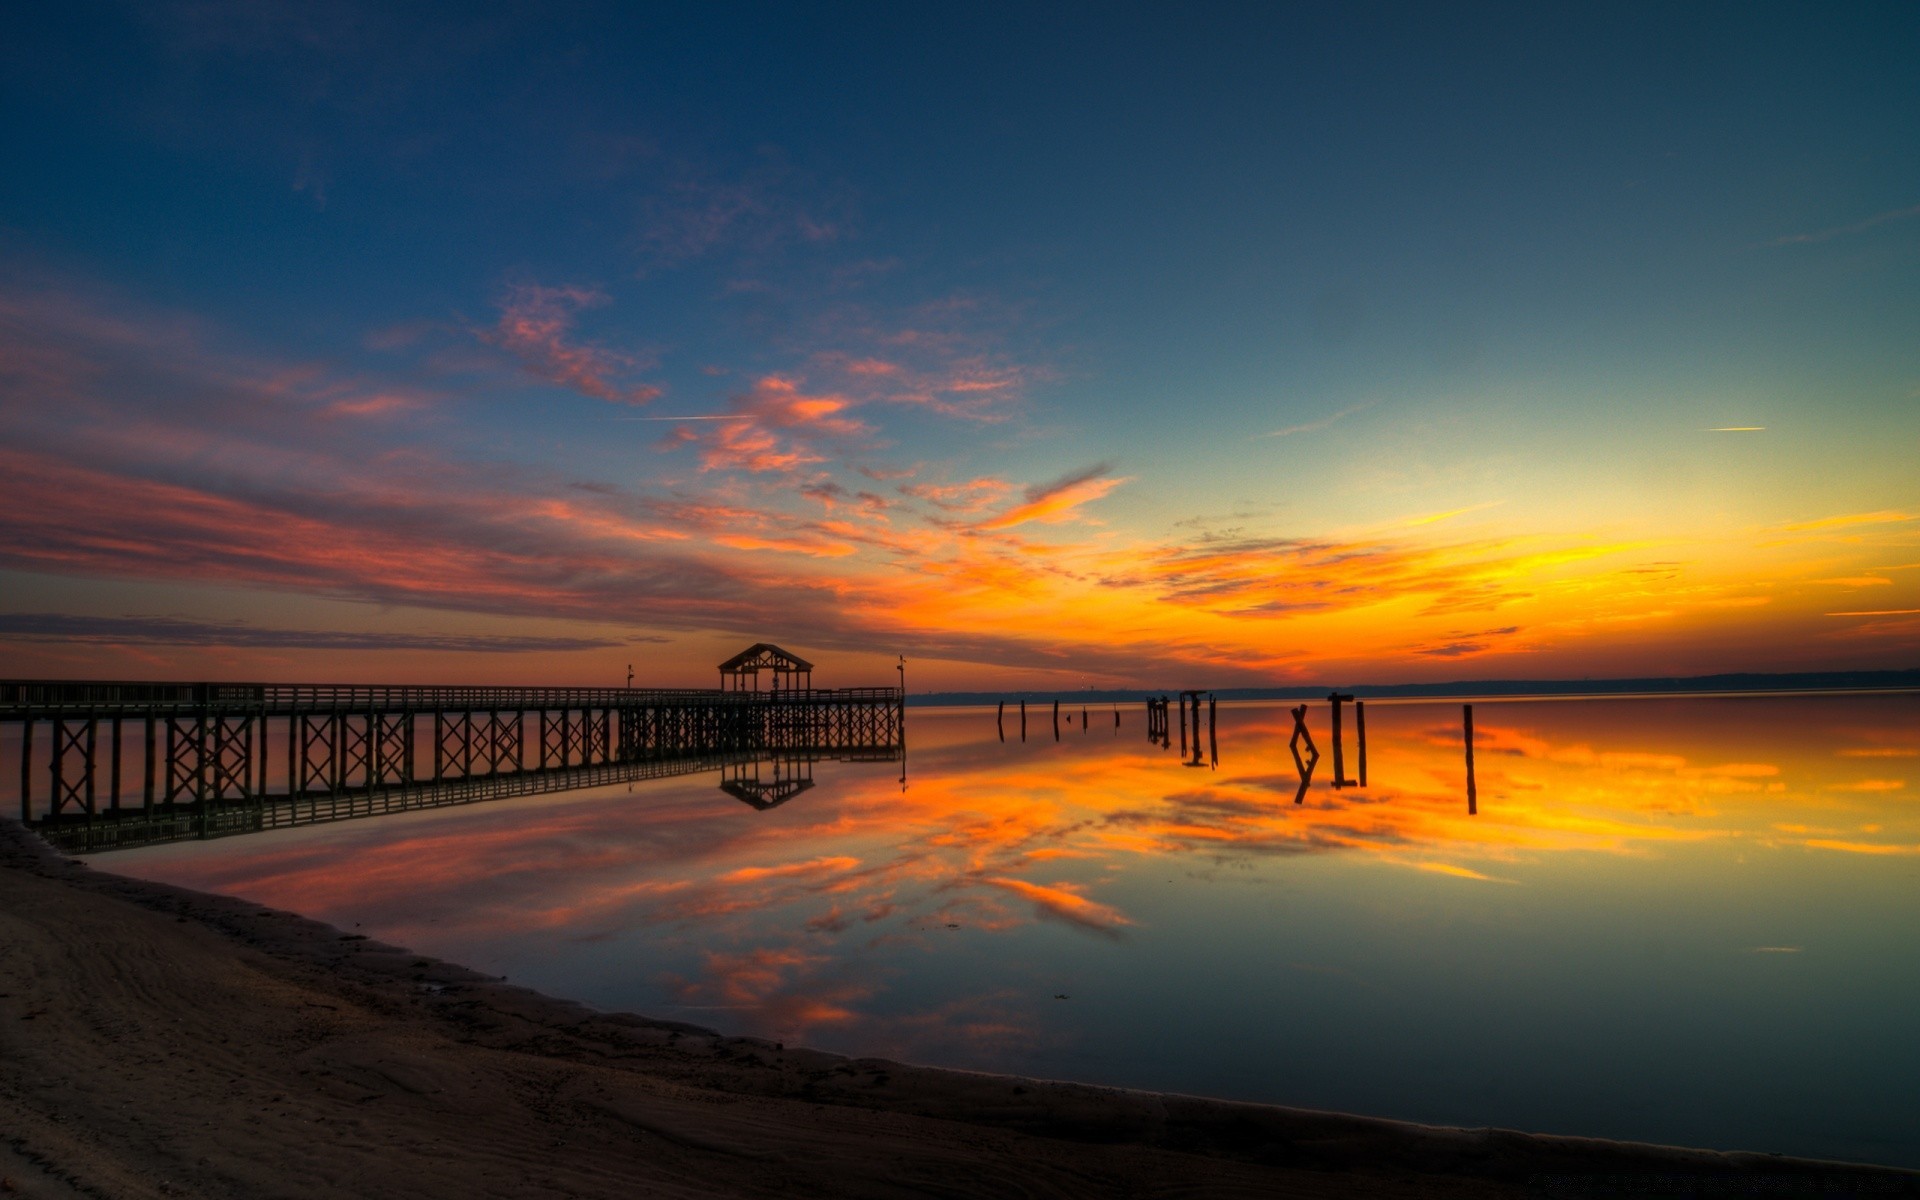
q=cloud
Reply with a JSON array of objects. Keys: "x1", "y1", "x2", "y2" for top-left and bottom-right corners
[
  {"x1": 898, "y1": 477, "x2": 1016, "y2": 514},
  {"x1": 1770, "y1": 202, "x2": 1920, "y2": 247},
  {"x1": 634, "y1": 151, "x2": 850, "y2": 270},
  {"x1": 1261, "y1": 401, "x2": 1372, "y2": 439},
  {"x1": 977, "y1": 463, "x2": 1128, "y2": 531},
  {"x1": 980, "y1": 877, "x2": 1132, "y2": 936},
  {"x1": 481, "y1": 283, "x2": 661, "y2": 404},
  {"x1": 8, "y1": 272, "x2": 1915, "y2": 687},
  {"x1": 0, "y1": 613, "x2": 645, "y2": 653},
  {"x1": 1415, "y1": 627, "x2": 1522, "y2": 658},
  {"x1": 1405, "y1": 501, "x2": 1505, "y2": 527},
  {"x1": 1776, "y1": 511, "x2": 1919, "y2": 533},
  {"x1": 664, "y1": 375, "x2": 871, "y2": 474}
]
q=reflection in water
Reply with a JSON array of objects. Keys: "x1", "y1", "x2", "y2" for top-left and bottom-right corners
[
  {"x1": 111, "y1": 694, "x2": 1920, "y2": 1169},
  {"x1": 1464, "y1": 703, "x2": 1478, "y2": 815},
  {"x1": 720, "y1": 753, "x2": 817, "y2": 810}
]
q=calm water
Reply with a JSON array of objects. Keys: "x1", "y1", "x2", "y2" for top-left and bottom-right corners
[{"x1": 110, "y1": 695, "x2": 1920, "y2": 1167}]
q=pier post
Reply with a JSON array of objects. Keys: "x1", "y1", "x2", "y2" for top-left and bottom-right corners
[
  {"x1": 18, "y1": 714, "x2": 31, "y2": 823},
  {"x1": 1355, "y1": 700, "x2": 1367, "y2": 787},
  {"x1": 1327, "y1": 692, "x2": 1355, "y2": 788},
  {"x1": 1464, "y1": 704, "x2": 1477, "y2": 815},
  {"x1": 110, "y1": 715, "x2": 122, "y2": 813},
  {"x1": 1208, "y1": 695, "x2": 1217, "y2": 767}
]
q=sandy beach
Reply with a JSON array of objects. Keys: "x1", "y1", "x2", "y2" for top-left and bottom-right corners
[{"x1": 2, "y1": 820, "x2": 1912, "y2": 1199}]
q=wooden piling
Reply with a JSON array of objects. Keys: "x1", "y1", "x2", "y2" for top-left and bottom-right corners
[
  {"x1": 110, "y1": 716, "x2": 123, "y2": 813},
  {"x1": 1464, "y1": 703, "x2": 1477, "y2": 815},
  {"x1": 145, "y1": 712, "x2": 157, "y2": 812},
  {"x1": 1330, "y1": 697, "x2": 1345, "y2": 786},
  {"x1": 18, "y1": 714, "x2": 32, "y2": 823},
  {"x1": 1355, "y1": 700, "x2": 1367, "y2": 787}
]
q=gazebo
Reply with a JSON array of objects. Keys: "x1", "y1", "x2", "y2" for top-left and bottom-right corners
[{"x1": 717, "y1": 643, "x2": 813, "y2": 693}]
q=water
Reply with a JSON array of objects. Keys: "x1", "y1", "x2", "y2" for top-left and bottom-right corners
[{"x1": 107, "y1": 694, "x2": 1920, "y2": 1167}]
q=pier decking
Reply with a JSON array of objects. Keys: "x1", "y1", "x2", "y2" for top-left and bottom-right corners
[{"x1": 2, "y1": 675, "x2": 905, "y2": 853}]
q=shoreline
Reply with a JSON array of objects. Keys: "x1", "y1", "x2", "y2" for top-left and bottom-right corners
[{"x1": 3, "y1": 820, "x2": 1913, "y2": 1199}]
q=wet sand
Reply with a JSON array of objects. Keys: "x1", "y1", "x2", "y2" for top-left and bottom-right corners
[{"x1": 2, "y1": 821, "x2": 1911, "y2": 1199}]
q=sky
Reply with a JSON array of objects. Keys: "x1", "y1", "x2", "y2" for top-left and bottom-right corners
[{"x1": 2, "y1": 1, "x2": 1917, "y2": 691}]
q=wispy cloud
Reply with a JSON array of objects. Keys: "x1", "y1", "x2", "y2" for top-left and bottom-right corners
[
  {"x1": 1705, "y1": 426, "x2": 1766, "y2": 433},
  {"x1": 663, "y1": 374, "x2": 870, "y2": 474},
  {"x1": 0, "y1": 613, "x2": 644, "y2": 653},
  {"x1": 635, "y1": 153, "x2": 847, "y2": 268},
  {"x1": 1777, "y1": 511, "x2": 1919, "y2": 533},
  {"x1": 1405, "y1": 500, "x2": 1505, "y2": 527},
  {"x1": 611, "y1": 414, "x2": 753, "y2": 421},
  {"x1": 1260, "y1": 401, "x2": 1372, "y2": 439},
  {"x1": 481, "y1": 283, "x2": 661, "y2": 405},
  {"x1": 898, "y1": 477, "x2": 1016, "y2": 515},
  {"x1": 1415, "y1": 626, "x2": 1522, "y2": 658},
  {"x1": 1770, "y1": 202, "x2": 1920, "y2": 247}
]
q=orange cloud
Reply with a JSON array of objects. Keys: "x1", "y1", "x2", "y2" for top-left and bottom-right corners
[
  {"x1": 977, "y1": 464, "x2": 1128, "y2": 531},
  {"x1": 979, "y1": 877, "x2": 1134, "y2": 934}
]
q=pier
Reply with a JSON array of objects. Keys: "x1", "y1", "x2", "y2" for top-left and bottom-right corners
[{"x1": 2, "y1": 645, "x2": 904, "y2": 853}]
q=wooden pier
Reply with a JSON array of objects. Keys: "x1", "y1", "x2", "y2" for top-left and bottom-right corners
[{"x1": 3, "y1": 662, "x2": 904, "y2": 853}]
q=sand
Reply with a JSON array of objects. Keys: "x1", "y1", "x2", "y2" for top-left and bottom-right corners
[{"x1": 2, "y1": 820, "x2": 1912, "y2": 1199}]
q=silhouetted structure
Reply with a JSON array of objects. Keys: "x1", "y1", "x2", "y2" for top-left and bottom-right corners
[
  {"x1": 718, "y1": 643, "x2": 813, "y2": 693},
  {"x1": 1289, "y1": 704, "x2": 1320, "y2": 804},
  {"x1": 1179, "y1": 690, "x2": 1211, "y2": 768},
  {"x1": 1328, "y1": 692, "x2": 1356, "y2": 788},
  {"x1": 5, "y1": 649, "x2": 902, "y2": 853},
  {"x1": 1355, "y1": 700, "x2": 1368, "y2": 786}
]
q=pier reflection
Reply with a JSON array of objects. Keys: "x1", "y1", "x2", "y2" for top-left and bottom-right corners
[{"x1": 721, "y1": 752, "x2": 818, "y2": 810}]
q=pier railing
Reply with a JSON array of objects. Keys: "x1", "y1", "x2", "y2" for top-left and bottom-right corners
[{"x1": 1, "y1": 678, "x2": 906, "y2": 852}]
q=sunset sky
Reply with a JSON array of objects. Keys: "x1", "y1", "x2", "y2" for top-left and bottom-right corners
[{"x1": 3, "y1": 3, "x2": 1917, "y2": 690}]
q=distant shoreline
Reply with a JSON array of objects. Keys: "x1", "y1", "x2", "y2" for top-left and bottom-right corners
[{"x1": 907, "y1": 668, "x2": 1920, "y2": 707}]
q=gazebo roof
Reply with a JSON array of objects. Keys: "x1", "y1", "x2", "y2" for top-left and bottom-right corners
[{"x1": 717, "y1": 643, "x2": 814, "y2": 673}]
